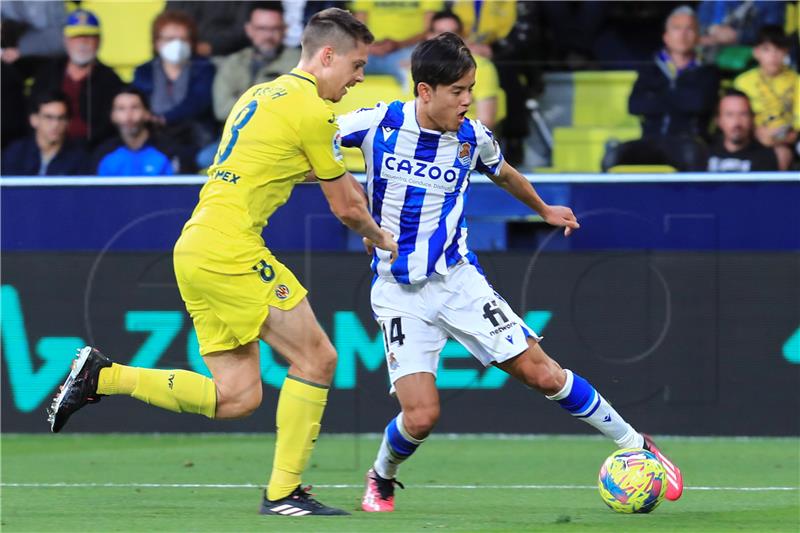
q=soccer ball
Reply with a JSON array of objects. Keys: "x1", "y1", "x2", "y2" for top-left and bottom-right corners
[{"x1": 598, "y1": 448, "x2": 668, "y2": 513}]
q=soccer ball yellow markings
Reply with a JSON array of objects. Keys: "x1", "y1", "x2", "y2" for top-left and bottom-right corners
[{"x1": 598, "y1": 448, "x2": 668, "y2": 513}]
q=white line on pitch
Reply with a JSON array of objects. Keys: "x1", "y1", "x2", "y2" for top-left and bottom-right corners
[{"x1": 1, "y1": 483, "x2": 796, "y2": 492}]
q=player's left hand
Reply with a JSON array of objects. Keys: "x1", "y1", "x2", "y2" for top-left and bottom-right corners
[{"x1": 542, "y1": 205, "x2": 580, "y2": 236}]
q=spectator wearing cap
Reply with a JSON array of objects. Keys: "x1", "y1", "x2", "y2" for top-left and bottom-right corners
[
  {"x1": 132, "y1": 9, "x2": 216, "y2": 172},
  {"x1": 2, "y1": 90, "x2": 88, "y2": 176},
  {"x1": 92, "y1": 87, "x2": 178, "y2": 176},
  {"x1": 603, "y1": 6, "x2": 720, "y2": 172},
  {"x1": 30, "y1": 9, "x2": 123, "y2": 148},
  {"x1": 734, "y1": 25, "x2": 798, "y2": 171},
  {"x1": 707, "y1": 89, "x2": 779, "y2": 172}
]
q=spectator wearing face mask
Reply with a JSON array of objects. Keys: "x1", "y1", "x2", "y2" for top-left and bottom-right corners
[
  {"x1": 30, "y1": 9, "x2": 123, "y2": 148},
  {"x1": 132, "y1": 9, "x2": 216, "y2": 172}
]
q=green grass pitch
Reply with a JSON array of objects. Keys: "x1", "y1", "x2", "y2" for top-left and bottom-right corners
[{"x1": 2, "y1": 434, "x2": 798, "y2": 532}]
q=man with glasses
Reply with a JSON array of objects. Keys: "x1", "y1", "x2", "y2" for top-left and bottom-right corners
[
  {"x1": 1, "y1": 90, "x2": 87, "y2": 176},
  {"x1": 212, "y1": 1, "x2": 301, "y2": 122}
]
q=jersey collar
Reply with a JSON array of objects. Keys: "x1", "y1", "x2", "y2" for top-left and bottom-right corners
[{"x1": 287, "y1": 68, "x2": 317, "y2": 86}]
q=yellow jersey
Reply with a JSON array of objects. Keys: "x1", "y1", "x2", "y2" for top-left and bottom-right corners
[
  {"x1": 351, "y1": 0, "x2": 444, "y2": 41},
  {"x1": 185, "y1": 68, "x2": 346, "y2": 245},
  {"x1": 451, "y1": 0, "x2": 516, "y2": 44},
  {"x1": 733, "y1": 67, "x2": 799, "y2": 130}
]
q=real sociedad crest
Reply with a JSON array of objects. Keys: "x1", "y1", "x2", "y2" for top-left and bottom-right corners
[{"x1": 458, "y1": 142, "x2": 472, "y2": 166}]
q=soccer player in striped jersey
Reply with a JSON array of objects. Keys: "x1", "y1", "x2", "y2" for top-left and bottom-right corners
[{"x1": 339, "y1": 33, "x2": 684, "y2": 512}]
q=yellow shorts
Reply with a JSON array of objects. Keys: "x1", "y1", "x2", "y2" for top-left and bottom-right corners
[{"x1": 173, "y1": 225, "x2": 307, "y2": 355}]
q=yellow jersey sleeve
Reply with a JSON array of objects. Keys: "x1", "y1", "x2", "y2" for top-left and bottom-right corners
[
  {"x1": 300, "y1": 104, "x2": 347, "y2": 180},
  {"x1": 351, "y1": 0, "x2": 444, "y2": 41}
]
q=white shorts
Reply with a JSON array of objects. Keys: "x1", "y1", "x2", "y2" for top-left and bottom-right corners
[{"x1": 371, "y1": 261, "x2": 542, "y2": 392}]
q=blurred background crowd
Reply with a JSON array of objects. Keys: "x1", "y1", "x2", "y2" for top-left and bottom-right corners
[{"x1": 1, "y1": 0, "x2": 798, "y2": 177}]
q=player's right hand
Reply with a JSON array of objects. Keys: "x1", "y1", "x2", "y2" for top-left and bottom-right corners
[
  {"x1": 542, "y1": 205, "x2": 580, "y2": 236},
  {"x1": 364, "y1": 231, "x2": 399, "y2": 263}
]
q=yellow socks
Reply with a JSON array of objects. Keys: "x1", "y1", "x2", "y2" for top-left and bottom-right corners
[
  {"x1": 97, "y1": 364, "x2": 216, "y2": 419},
  {"x1": 267, "y1": 375, "x2": 329, "y2": 501},
  {"x1": 96, "y1": 366, "x2": 328, "y2": 500}
]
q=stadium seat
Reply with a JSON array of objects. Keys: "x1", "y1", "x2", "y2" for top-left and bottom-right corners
[
  {"x1": 540, "y1": 71, "x2": 642, "y2": 172},
  {"x1": 552, "y1": 126, "x2": 640, "y2": 172},
  {"x1": 608, "y1": 165, "x2": 677, "y2": 173},
  {"x1": 572, "y1": 71, "x2": 639, "y2": 128},
  {"x1": 83, "y1": 0, "x2": 165, "y2": 82},
  {"x1": 332, "y1": 75, "x2": 405, "y2": 172}
]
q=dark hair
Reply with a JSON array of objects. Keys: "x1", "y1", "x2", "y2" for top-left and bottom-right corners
[
  {"x1": 113, "y1": 86, "x2": 150, "y2": 111},
  {"x1": 29, "y1": 89, "x2": 70, "y2": 116},
  {"x1": 411, "y1": 32, "x2": 475, "y2": 97},
  {"x1": 755, "y1": 24, "x2": 790, "y2": 49},
  {"x1": 430, "y1": 10, "x2": 463, "y2": 34},
  {"x1": 151, "y1": 9, "x2": 199, "y2": 54},
  {"x1": 301, "y1": 8, "x2": 374, "y2": 58},
  {"x1": 249, "y1": 1, "x2": 284, "y2": 19},
  {"x1": 717, "y1": 88, "x2": 753, "y2": 115}
]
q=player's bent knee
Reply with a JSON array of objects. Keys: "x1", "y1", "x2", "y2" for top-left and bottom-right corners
[
  {"x1": 527, "y1": 364, "x2": 564, "y2": 395},
  {"x1": 217, "y1": 384, "x2": 263, "y2": 419},
  {"x1": 403, "y1": 405, "x2": 440, "y2": 438},
  {"x1": 310, "y1": 333, "x2": 338, "y2": 378}
]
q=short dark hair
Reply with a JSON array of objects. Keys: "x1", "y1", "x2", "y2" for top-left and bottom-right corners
[
  {"x1": 717, "y1": 88, "x2": 753, "y2": 115},
  {"x1": 248, "y1": 1, "x2": 283, "y2": 19},
  {"x1": 29, "y1": 89, "x2": 70, "y2": 116},
  {"x1": 411, "y1": 32, "x2": 475, "y2": 97},
  {"x1": 755, "y1": 24, "x2": 790, "y2": 49},
  {"x1": 430, "y1": 10, "x2": 463, "y2": 34},
  {"x1": 301, "y1": 8, "x2": 374, "y2": 58},
  {"x1": 113, "y1": 86, "x2": 150, "y2": 111}
]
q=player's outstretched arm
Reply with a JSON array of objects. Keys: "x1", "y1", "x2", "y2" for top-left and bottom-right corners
[
  {"x1": 489, "y1": 161, "x2": 581, "y2": 236},
  {"x1": 319, "y1": 172, "x2": 399, "y2": 262}
]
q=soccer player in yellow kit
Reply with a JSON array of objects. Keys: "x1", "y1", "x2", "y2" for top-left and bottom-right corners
[{"x1": 47, "y1": 8, "x2": 397, "y2": 516}]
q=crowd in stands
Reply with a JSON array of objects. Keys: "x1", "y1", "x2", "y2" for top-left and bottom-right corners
[{"x1": 1, "y1": 1, "x2": 798, "y2": 177}]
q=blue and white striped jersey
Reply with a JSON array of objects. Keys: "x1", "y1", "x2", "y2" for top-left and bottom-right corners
[{"x1": 339, "y1": 100, "x2": 504, "y2": 285}]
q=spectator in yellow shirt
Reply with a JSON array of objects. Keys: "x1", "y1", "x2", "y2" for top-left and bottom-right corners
[
  {"x1": 450, "y1": 0, "x2": 516, "y2": 59},
  {"x1": 426, "y1": 10, "x2": 505, "y2": 128},
  {"x1": 734, "y1": 25, "x2": 798, "y2": 170},
  {"x1": 353, "y1": 0, "x2": 443, "y2": 86}
]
